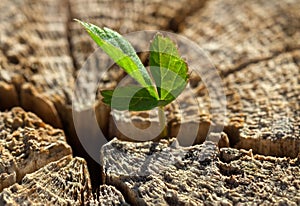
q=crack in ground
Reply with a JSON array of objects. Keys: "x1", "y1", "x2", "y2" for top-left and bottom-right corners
[
  {"x1": 222, "y1": 45, "x2": 300, "y2": 77},
  {"x1": 168, "y1": 0, "x2": 208, "y2": 33},
  {"x1": 62, "y1": 0, "x2": 212, "y2": 194},
  {"x1": 54, "y1": 0, "x2": 300, "y2": 195}
]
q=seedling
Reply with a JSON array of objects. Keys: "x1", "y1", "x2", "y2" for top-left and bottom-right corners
[{"x1": 76, "y1": 20, "x2": 189, "y2": 138}]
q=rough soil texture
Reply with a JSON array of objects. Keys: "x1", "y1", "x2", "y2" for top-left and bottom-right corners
[
  {"x1": 0, "y1": 107, "x2": 71, "y2": 192},
  {"x1": 223, "y1": 51, "x2": 300, "y2": 157},
  {"x1": 182, "y1": 0, "x2": 300, "y2": 76},
  {"x1": 189, "y1": 50, "x2": 300, "y2": 158},
  {"x1": 101, "y1": 138, "x2": 300, "y2": 205},
  {"x1": 0, "y1": 0, "x2": 298, "y2": 156},
  {"x1": 0, "y1": 0, "x2": 205, "y2": 160},
  {"x1": 0, "y1": 0, "x2": 299, "y2": 204},
  {"x1": 90, "y1": 185, "x2": 129, "y2": 206},
  {"x1": 0, "y1": 0, "x2": 73, "y2": 129},
  {"x1": 0, "y1": 155, "x2": 128, "y2": 205},
  {"x1": 181, "y1": 0, "x2": 300, "y2": 157}
]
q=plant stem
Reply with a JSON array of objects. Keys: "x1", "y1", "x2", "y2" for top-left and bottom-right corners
[{"x1": 158, "y1": 106, "x2": 167, "y2": 138}]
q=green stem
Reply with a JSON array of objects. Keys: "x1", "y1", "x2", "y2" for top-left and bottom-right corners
[{"x1": 158, "y1": 106, "x2": 167, "y2": 138}]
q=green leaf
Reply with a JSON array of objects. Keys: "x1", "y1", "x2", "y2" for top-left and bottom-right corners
[
  {"x1": 77, "y1": 20, "x2": 189, "y2": 112},
  {"x1": 75, "y1": 19, "x2": 158, "y2": 99},
  {"x1": 149, "y1": 34, "x2": 188, "y2": 105},
  {"x1": 101, "y1": 86, "x2": 158, "y2": 111}
]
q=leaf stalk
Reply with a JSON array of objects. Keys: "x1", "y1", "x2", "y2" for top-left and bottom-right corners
[{"x1": 158, "y1": 106, "x2": 167, "y2": 138}]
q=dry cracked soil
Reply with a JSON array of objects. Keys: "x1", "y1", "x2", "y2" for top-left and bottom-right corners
[{"x1": 0, "y1": 0, "x2": 299, "y2": 205}]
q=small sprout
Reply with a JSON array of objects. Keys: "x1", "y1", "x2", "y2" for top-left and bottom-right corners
[{"x1": 76, "y1": 19, "x2": 189, "y2": 138}]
